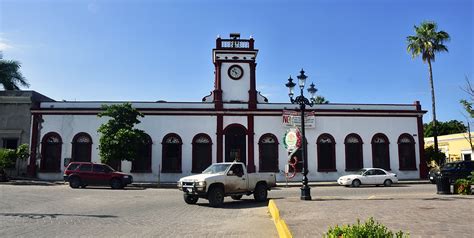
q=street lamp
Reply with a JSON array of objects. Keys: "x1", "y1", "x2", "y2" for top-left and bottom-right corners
[{"x1": 285, "y1": 69, "x2": 317, "y2": 201}]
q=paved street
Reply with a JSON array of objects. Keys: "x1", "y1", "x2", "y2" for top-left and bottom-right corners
[
  {"x1": 0, "y1": 185, "x2": 276, "y2": 238},
  {"x1": 1, "y1": 183, "x2": 473, "y2": 238}
]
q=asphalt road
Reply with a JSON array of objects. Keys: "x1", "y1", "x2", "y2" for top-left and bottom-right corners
[
  {"x1": 1, "y1": 183, "x2": 469, "y2": 237},
  {"x1": 0, "y1": 185, "x2": 275, "y2": 238}
]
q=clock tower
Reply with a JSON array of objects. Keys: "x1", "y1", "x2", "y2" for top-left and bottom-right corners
[{"x1": 205, "y1": 33, "x2": 260, "y2": 110}]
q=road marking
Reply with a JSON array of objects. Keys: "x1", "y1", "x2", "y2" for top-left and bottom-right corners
[{"x1": 368, "y1": 195, "x2": 376, "y2": 199}]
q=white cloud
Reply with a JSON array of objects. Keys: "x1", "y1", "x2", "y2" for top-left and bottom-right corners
[{"x1": 0, "y1": 38, "x2": 13, "y2": 50}]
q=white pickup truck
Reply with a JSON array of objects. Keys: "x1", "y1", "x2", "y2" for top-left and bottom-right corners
[{"x1": 177, "y1": 162, "x2": 277, "y2": 207}]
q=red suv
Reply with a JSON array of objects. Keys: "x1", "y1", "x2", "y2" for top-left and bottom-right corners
[{"x1": 64, "y1": 162, "x2": 133, "y2": 189}]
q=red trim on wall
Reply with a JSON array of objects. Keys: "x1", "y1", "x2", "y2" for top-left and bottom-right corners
[
  {"x1": 415, "y1": 101, "x2": 427, "y2": 178},
  {"x1": 161, "y1": 133, "x2": 183, "y2": 173},
  {"x1": 344, "y1": 133, "x2": 364, "y2": 171},
  {"x1": 216, "y1": 115, "x2": 223, "y2": 163},
  {"x1": 40, "y1": 132, "x2": 63, "y2": 172},
  {"x1": 28, "y1": 114, "x2": 41, "y2": 177},
  {"x1": 371, "y1": 133, "x2": 391, "y2": 170},
  {"x1": 214, "y1": 62, "x2": 223, "y2": 110},
  {"x1": 191, "y1": 133, "x2": 213, "y2": 173},
  {"x1": 131, "y1": 134, "x2": 153, "y2": 173},
  {"x1": 316, "y1": 133, "x2": 337, "y2": 172},
  {"x1": 247, "y1": 115, "x2": 255, "y2": 173},
  {"x1": 397, "y1": 133, "x2": 417, "y2": 170},
  {"x1": 248, "y1": 62, "x2": 257, "y2": 110},
  {"x1": 258, "y1": 133, "x2": 279, "y2": 172},
  {"x1": 71, "y1": 132, "x2": 93, "y2": 163}
]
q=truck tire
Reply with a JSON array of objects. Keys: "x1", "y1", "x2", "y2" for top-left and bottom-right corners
[
  {"x1": 208, "y1": 187, "x2": 224, "y2": 207},
  {"x1": 231, "y1": 195, "x2": 243, "y2": 200},
  {"x1": 253, "y1": 183, "x2": 268, "y2": 202},
  {"x1": 184, "y1": 194, "x2": 199, "y2": 204}
]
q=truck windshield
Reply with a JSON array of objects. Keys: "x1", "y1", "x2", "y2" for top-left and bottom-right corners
[{"x1": 202, "y1": 164, "x2": 231, "y2": 174}]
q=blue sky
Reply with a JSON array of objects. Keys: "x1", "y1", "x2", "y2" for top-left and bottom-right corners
[{"x1": 1, "y1": 0, "x2": 472, "y2": 124}]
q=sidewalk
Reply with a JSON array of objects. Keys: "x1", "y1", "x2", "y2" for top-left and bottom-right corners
[{"x1": 272, "y1": 192, "x2": 474, "y2": 237}]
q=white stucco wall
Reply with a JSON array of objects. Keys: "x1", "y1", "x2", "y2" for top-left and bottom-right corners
[
  {"x1": 254, "y1": 116, "x2": 421, "y2": 181},
  {"x1": 220, "y1": 63, "x2": 250, "y2": 102},
  {"x1": 37, "y1": 114, "x2": 217, "y2": 182},
  {"x1": 37, "y1": 112, "x2": 421, "y2": 182}
]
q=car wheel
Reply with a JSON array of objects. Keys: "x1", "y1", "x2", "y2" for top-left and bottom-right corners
[
  {"x1": 254, "y1": 183, "x2": 268, "y2": 202},
  {"x1": 69, "y1": 177, "x2": 81, "y2": 189},
  {"x1": 110, "y1": 178, "x2": 123, "y2": 189},
  {"x1": 231, "y1": 195, "x2": 243, "y2": 200},
  {"x1": 184, "y1": 194, "x2": 199, "y2": 204},
  {"x1": 383, "y1": 179, "x2": 392, "y2": 187},
  {"x1": 351, "y1": 179, "x2": 361, "y2": 188},
  {"x1": 208, "y1": 187, "x2": 224, "y2": 207},
  {"x1": 80, "y1": 185, "x2": 87, "y2": 188}
]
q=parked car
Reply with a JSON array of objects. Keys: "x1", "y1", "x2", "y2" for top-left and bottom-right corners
[
  {"x1": 428, "y1": 167, "x2": 440, "y2": 184},
  {"x1": 177, "y1": 162, "x2": 276, "y2": 207},
  {"x1": 439, "y1": 160, "x2": 474, "y2": 184},
  {"x1": 63, "y1": 162, "x2": 133, "y2": 189},
  {"x1": 337, "y1": 168, "x2": 398, "y2": 187}
]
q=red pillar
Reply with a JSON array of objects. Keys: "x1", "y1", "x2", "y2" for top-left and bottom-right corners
[
  {"x1": 247, "y1": 115, "x2": 256, "y2": 173},
  {"x1": 216, "y1": 115, "x2": 223, "y2": 163},
  {"x1": 415, "y1": 101, "x2": 428, "y2": 179},
  {"x1": 28, "y1": 114, "x2": 40, "y2": 177}
]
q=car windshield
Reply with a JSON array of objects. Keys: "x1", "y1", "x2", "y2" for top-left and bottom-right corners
[
  {"x1": 442, "y1": 163, "x2": 456, "y2": 169},
  {"x1": 202, "y1": 164, "x2": 231, "y2": 174},
  {"x1": 356, "y1": 169, "x2": 368, "y2": 175}
]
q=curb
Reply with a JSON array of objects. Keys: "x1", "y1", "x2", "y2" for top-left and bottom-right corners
[{"x1": 268, "y1": 199, "x2": 292, "y2": 238}]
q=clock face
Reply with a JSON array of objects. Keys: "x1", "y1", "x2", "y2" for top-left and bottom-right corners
[{"x1": 228, "y1": 65, "x2": 243, "y2": 80}]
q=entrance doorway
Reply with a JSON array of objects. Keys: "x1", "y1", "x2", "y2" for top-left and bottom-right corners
[{"x1": 224, "y1": 124, "x2": 247, "y2": 165}]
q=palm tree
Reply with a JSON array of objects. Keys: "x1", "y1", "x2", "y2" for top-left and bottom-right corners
[
  {"x1": 0, "y1": 60, "x2": 29, "y2": 90},
  {"x1": 407, "y1": 21, "x2": 450, "y2": 165},
  {"x1": 314, "y1": 96, "x2": 329, "y2": 104}
]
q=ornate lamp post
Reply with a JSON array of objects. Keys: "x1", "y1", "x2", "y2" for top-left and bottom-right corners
[{"x1": 285, "y1": 69, "x2": 317, "y2": 200}]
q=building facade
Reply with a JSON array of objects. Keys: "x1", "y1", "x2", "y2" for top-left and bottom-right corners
[
  {"x1": 0, "y1": 90, "x2": 54, "y2": 176},
  {"x1": 29, "y1": 35, "x2": 427, "y2": 182},
  {"x1": 425, "y1": 132, "x2": 473, "y2": 162}
]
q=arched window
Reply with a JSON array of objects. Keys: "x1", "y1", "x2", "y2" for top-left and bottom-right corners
[
  {"x1": 132, "y1": 134, "x2": 152, "y2": 173},
  {"x1": 40, "y1": 132, "x2": 62, "y2": 172},
  {"x1": 71, "y1": 133, "x2": 92, "y2": 162},
  {"x1": 259, "y1": 134, "x2": 279, "y2": 172},
  {"x1": 371, "y1": 133, "x2": 390, "y2": 170},
  {"x1": 398, "y1": 133, "x2": 416, "y2": 170},
  {"x1": 317, "y1": 133, "x2": 336, "y2": 172},
  {"x1": 162, "y1": 133, "x2": 182, "y2": 173},
  {"x1": 192, "y1": 133, "x2": 212, "y2": 173},
  {"x1": 345, "y1": 133, "x2": 363, "y2": 171}
]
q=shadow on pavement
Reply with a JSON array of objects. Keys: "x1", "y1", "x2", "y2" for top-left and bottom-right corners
[
  {"x1": 73, "y1": 186, "x2": 146, "y2": 191},
  {"x1": 0, "y1": 213, "x2": 118, "y2": 219},
  {"x1": 197, "y1": 199, "x2": 269, "y2": 209}
]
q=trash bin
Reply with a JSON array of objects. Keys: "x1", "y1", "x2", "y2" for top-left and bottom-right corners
[{"x1": 436, "y1": 174, "x2": 451, "y2": 194}]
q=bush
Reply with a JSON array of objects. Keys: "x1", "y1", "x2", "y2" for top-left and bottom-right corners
[
  {"x1": 454, "y1": 179, "x2": 472, "y2": 195},
  {"x1": 324, "y1": 217, "x2": 409, "y2": 238}
]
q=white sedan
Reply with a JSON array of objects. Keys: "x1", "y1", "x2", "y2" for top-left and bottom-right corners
[{"x1": 337, "y1": 168, "x2": 398, "y2": 187}]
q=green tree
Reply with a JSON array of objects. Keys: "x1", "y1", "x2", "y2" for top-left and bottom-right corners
[
  {"x1": 0, "y1": 60, "x2": 29, "y2": 90},
  {"x1": 407, "y1": 21, "x2": 450, "y2": 164},
  {"x1": 424, "y1": 120, "x2": 467, "y2": 137},
  {"x1": 314, "y1": 96, "x2": 329, "y2": 104},
  {"x1": 424, "y1": 145, "x2": 446, "y2": 167},
  {"x1": 97, "y1": 103, "x2": 147, "y2": 165}
]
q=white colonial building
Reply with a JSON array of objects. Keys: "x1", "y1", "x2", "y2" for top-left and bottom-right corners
[{"x1": 29, "y1": 34, "x2": 427, "y2": 182}]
